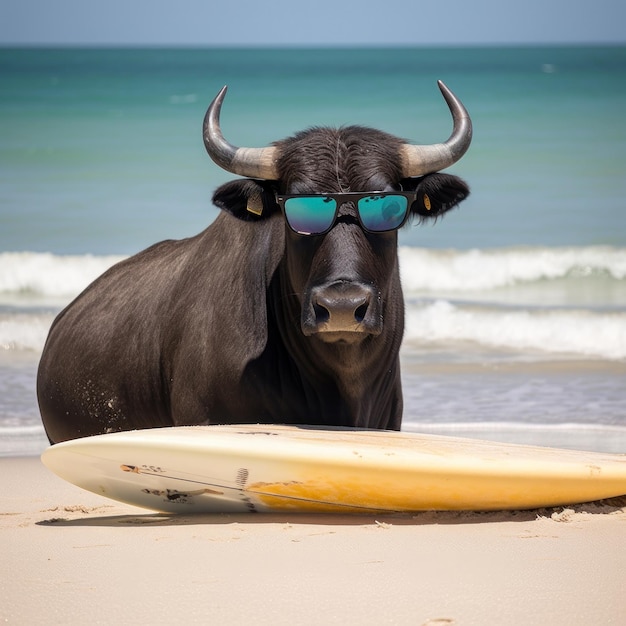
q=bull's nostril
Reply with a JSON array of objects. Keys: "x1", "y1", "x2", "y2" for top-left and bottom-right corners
[
  {"x1": 354, "y1": 303, "x2": 368, "y2": 323},
  {"x1": 313, "y1": 303, "x2": 330, "y2": 324}
]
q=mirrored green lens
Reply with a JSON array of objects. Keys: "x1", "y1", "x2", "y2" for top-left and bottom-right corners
[
  {"x1": 358, "y1": 195, "x2": 408, "y2": 231},
  {"x1": 284, "y1": 196, "x2": 337, "y2": 234}
]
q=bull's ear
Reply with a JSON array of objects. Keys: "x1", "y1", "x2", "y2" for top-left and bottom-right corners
[
  {"x1": 404, "y1": 173, "x2": 470, "y2": 219},
  {"x1": 212, "y1": 179, "x2": 279, "y2": 221}
]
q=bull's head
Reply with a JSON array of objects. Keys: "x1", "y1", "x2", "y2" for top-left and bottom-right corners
[{"x1": 205, "y1": 82, "x2": 471, "y2": 347}]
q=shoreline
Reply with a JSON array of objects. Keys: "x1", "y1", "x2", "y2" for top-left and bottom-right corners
[
  {"x1": 2, "y1": 456, "x2": 625, "y2": 624},
  {"x1": 3, "y1": 354, "x2": 626, "y2": 458}
]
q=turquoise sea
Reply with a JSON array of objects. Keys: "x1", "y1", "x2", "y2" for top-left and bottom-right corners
[{"x1": 1, "y1": 46, "x2": 625, "y2": 455}]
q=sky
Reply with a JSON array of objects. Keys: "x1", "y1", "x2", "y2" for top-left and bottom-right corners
[{"x1": 1, "y1": 0, "x2": 625, "y2": 47}]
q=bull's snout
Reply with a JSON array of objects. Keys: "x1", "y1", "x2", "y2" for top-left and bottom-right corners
[{"x1": 303, "y1": 281, "x2": 382, "y2": 340}]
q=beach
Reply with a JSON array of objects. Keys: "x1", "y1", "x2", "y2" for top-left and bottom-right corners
[{"x1": 2, "y1": 455, "x2": 625, "y2": 625}]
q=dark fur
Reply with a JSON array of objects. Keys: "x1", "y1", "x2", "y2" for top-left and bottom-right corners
[{"x1": 38, "y1": 125, "x2": 469, "y2": 443}]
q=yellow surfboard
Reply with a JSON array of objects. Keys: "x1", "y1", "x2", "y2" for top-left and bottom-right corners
[{"x1": 41, "y1": 424, "x2": 626, "y2": 514}]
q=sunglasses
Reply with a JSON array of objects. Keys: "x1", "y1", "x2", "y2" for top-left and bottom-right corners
[{"x1": 274, "y1": 191, "x2": 417, "y2": 235}]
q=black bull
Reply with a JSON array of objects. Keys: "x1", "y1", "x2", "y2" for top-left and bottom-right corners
[{"x1": 38, "y1": 81, "x2": 472, "y2": 443}]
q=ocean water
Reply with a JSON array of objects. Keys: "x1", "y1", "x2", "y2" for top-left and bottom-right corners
[{"x1": 1, "y1": 46, "x2": 625, "y2": 456}]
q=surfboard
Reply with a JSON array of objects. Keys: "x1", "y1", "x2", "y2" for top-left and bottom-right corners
[{"x1": 40, "y1": 424, "x2": 626, "y2": 514}]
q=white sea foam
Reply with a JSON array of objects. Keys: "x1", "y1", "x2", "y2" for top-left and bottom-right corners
[
  {"x1": 1, "y1": 249, "x2": 625, "y2": 360},
  {"x1": 399, "y1": 245, "x2": 626, "y2": 292},
  {"x1": 0, "y1": 252, "x2": 125, "y2": 299},
  {"x1": 404, "y1": 300, "x2": 626, "y2": 360},
  {"x1": 0, "y1": 311, "x2": 56, "y2": 351},
  {"x1": 0, "y1": 252, "x2": 125, "y2": 352},
  {"x1": 4, "y1": 298, "x2": 624, "y2": 360},
  {"x1": 2, "y1": 247, "x2": 624, "y2": 299}
]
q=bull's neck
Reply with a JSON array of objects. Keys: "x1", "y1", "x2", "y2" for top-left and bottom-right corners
[{"x1": 268, "y1": 267, "x2": 403, "y2": 427}]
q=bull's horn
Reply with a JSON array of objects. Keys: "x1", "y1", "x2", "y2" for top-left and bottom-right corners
[
  {"x1": 400, "y1": 80, "x2": 473, "y2": 176},
  {"x1": 203, "y1": 86, "x2": 279, "y2": 180}
]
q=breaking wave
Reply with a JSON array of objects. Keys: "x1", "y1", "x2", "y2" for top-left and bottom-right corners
[
  {"x1": 1, "y1": 248, "x2": 625, "y2": 360},
  {"x1": 399, "y1": 245, "x2": 626, "y2": 292},
  {"x1": 0, "y1": 310, "x2": 56, "y2": 351},
  {"x1": 404, "y1": 300, "x2": 626, "y2": 361},
  {"x1": 1, "y1": 247, "x2": 624, "y2": 299},
  {"x1": 0, "y1": 252, "x2": 125, "y2": 299}
]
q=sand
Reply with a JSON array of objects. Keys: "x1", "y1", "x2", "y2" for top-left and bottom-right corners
[{"x1": 2, "y1": 456, "x2": 625, "y2": 625}]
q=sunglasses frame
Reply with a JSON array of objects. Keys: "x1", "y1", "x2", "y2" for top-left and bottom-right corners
[{"x1": 274, "y1": 191, "x2": 418, "y2": 236}]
